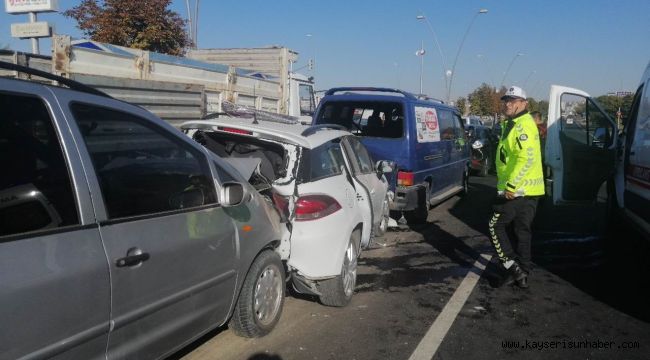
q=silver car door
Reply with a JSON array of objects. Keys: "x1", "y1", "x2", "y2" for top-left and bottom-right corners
[
  {"x1": 65, "y1": 101, "x2": 238, "y2": 360},
  {"x1": 0, "y1": 87, "x2": 110, "y2": 360}
]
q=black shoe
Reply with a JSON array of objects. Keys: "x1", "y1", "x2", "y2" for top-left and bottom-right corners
[
  {"x1": 516, "y1": 275, "x2": 529, "y2": 288},
  {"x1": 502, "y1": 263, "x2": 528, "y2": 288}
]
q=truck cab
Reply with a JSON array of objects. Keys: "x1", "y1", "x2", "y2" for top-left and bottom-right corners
[
  {"x1": 547, "y1": 61, "x2": 650, "y2": 240},
  {"x1": 288, "y1": 72, "x2": 316, "y2": 121}
]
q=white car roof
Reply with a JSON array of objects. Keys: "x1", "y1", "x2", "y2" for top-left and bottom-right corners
[{"x1": 181, "y1": 117, "x2": 351, "y2": 149}]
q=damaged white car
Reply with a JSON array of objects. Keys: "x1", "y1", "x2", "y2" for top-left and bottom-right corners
[{"x1": 181, "y1": 118, "x2": 392, "y2": 306}]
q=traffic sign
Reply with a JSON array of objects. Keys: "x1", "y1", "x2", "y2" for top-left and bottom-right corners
[
  {"x1": 11, "y1": 21, "x2": 51, "y2": 38},
  {"x1": 4, "y1": 0, "x2": 58, "y2": 14}
]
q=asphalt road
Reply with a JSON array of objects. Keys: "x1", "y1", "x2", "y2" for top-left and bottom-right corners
[{"x1": 171, "y1": 175, "x2": 650, "y2": 360}]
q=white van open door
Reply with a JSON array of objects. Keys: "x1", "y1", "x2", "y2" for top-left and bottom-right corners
[{"x1": 547, "y1": 85, "x2": 618, "y2": 204}]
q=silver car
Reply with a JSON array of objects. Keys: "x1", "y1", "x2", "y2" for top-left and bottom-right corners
[{"x1": 0, "y1": 65, "x2": 286, "y2": 360}]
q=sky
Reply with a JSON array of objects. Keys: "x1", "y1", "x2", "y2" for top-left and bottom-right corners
[{"x1": 2, "y1": 0, "x2": 649, "y2": 102}]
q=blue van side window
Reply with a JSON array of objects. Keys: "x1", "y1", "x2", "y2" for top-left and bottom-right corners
[
  {"x1": 438, "y1": 109, "x2": 456, "y2": 140},
  {"x1": 315, "y1": 101, "x2": 404, "y2": 139}
]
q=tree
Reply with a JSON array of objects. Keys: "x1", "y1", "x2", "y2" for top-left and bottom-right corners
[
  {"x1": 596, "y1": 94, "x2": 634, "y2": 124},
  {"x1": 537, "y1": 100, "x2": 549, "y2": 121},
  {"x1": 455, "y1": 97, "x2": 467, "y2": 116},
  {"x1": 468, "y1": 83, "x2": 500, "y2": 116},
  {"x1": 64, "y1": 0, "x2": 191, "y2": 56}
]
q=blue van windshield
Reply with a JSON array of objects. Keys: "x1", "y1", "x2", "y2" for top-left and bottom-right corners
[{"x1": 316, "y1": 101, "x2": 404, "y2": 139}]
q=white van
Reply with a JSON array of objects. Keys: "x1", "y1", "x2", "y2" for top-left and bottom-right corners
[{"x1": 546, "y1": 60, "x2": 650, "y2": 239}]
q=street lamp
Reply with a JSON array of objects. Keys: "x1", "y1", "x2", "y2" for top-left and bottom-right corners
[
  {"x1": 500, "y1": 52, "x2": 525, "y2": 89},
  {"x1": 305, "y1": 34, "x2": 315, "y2": 73},
  {"x1": 523, "y1": 70, "x2": 536, "y2": 88},
  {"x1": 416, "y1": 14, "x2": 449, "y2": 97},
  {"x1": 415, "y1": 42, "x2": 426, "y2": 95},
  {"x1": 447, "y1": 8, "x2": 488, "y2": 103}
]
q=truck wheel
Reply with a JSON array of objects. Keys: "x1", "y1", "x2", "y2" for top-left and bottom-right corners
[
  {"x1": 318, "y1": 230, "x2": 360, "y2": 307},
  {"x1": 404, "y1": 187, "x2": 429, "y2": 224},
  {"x1": 229, "y1": 250, "x2": 285, "y2": 337}
]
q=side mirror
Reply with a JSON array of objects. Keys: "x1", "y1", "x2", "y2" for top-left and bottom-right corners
[
  {"x1": 376, "y1": 160, "x2": 395, "y2": 174},
  {"x1": 169, "y1": 188, "x2": 206, "y2": 209},
  {"x1": 472, "y1": 140, "x2": 484, "y2": 149},
  {"x1": 220, "y1": 182, "x2": 250, "y2": 207}
]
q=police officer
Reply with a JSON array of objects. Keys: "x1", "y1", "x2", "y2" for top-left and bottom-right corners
[{"x1": 488, "y1": 86, "x2": 544, "y2": 288}]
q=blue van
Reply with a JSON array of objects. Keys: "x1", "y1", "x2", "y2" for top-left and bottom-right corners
[{"x1": 312, "y1": 88, "x2": 470, "y2": 223}]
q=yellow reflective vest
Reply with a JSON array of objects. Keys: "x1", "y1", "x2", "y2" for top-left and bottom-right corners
[{"x1": 495, "y1": 111, "x2": 545, "y2": 196}]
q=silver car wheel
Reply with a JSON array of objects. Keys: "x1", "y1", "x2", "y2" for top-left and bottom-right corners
[
  {"x1": 342, "y1": 240, "x2": 357, "y2": 297},
  {"x1": 254, "y1": 264, "x2": 283, "y2": 326}
]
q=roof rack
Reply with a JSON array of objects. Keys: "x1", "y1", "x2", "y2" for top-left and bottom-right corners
[
  {"x1": 0, "y1": 60, "x2": 111, "y2": 98},
  {"x1": 324, "y1": 87, "x2": 418, "y2": 100},
  {"x1": 221, "y1": 100, "x2": 300, "y2": 125},
  {"x1": 301, "y1": 124, "x2": 347, "y2": 137},
  {"x1": 415, "y1": 94, "x2": 445, "y2": 104}
]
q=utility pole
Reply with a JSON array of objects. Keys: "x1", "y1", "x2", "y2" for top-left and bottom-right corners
[
  {"x1": 185, "y1": 0, "x2": 200, "y2": 48},
  {"x1": 416, "y1": 42, "x2": 426, "y2": 95}
]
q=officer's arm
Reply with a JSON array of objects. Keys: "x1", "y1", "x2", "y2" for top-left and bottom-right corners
[{"x1": 505, "y1": 123, "x2": 539, "y2": 194}]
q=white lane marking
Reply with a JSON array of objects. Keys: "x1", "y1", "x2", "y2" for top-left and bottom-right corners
[{"x1": 408, "y1": 254, "x2": 492, "y2": 360}]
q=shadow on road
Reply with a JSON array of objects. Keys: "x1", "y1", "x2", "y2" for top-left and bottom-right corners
[
  {"x1": 249, "y1": 354, "x2": 283, "y2": 360},
  {"x1": 442, "y1": 175, "x2": 650, "y2": 323}
]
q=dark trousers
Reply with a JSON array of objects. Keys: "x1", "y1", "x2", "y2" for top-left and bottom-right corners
[{"x1": 488, "y1": 196, "x2": 539, "y2": 273}]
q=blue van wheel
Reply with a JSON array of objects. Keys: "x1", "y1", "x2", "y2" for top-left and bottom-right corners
[
  {"x1": 460, "y1": 169, "x2": 469, "y2": 197},
  {"x1": 404, "y1": 187, "x2": 429, "y2": 224}
]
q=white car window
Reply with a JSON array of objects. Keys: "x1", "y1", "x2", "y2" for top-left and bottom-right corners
[
  {"x1": 347, "y1": 137, "x2": 374, "y2": 174},
  {"x1": 303, "y1": 141, "x2": 346, "y2": 182}
]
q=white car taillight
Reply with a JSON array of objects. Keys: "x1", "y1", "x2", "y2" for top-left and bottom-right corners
[{"x1": 294, "y1": 195, "x2": 341, "y2": 221}]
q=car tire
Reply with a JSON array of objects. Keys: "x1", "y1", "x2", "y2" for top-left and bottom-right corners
[
  {"x1": 318, "y1": 230, "x2": 360, "y2": 307},
  {"x1": 374, "y1": 198, "x2": 390, "y2": 237},
  {"x1": 479, "y1": 156, "x2": 490, "y2": 177},
  {"x1": 229, "y1": 250, "x2": 285, "y2": 337},
  {"x1": 404, "y1": 187, "x2": 429, "y2": 224}
]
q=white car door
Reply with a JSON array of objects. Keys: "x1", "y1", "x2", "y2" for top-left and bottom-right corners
[
  {"x1": 339, "y1": 136, "x2": 383, "y2": 246},
  {"x1": 547, "y1": 85, "x2": 618, "y2": 204}
]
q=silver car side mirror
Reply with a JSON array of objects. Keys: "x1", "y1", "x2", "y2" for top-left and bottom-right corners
[{"x1": 220, "y1": 182, "x2": 250, "y2": 207}]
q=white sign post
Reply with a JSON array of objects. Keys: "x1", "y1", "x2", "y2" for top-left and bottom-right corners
[{"x1": 4, "y1": 0, "x2": 58, "y2": 54}]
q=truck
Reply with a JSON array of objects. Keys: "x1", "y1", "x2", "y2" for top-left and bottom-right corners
[
  {"x1": 546, "y1": 61, "x2": 650, "y2": 241},
  {"x1": 0, "y1": 35, "x2": 316, "y2": 127},
  {"x1": 187, "y1": 47, "x2": 316, "y2": 119}
]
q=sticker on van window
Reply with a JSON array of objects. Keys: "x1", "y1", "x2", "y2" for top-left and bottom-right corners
[{"x1": 415, "y1": 106, "x2": 441, "y2": 143}]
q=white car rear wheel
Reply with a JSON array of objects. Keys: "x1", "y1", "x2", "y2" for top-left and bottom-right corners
[{"x1": 318, "y1": 230, "x2": 360, "y2": 307}]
